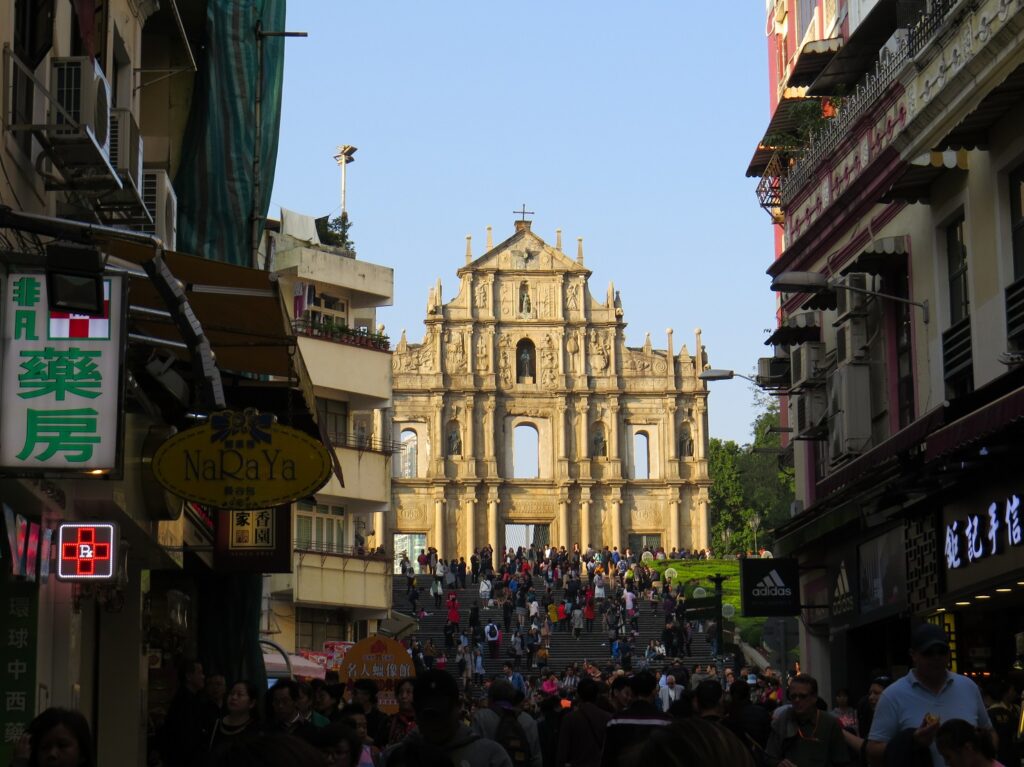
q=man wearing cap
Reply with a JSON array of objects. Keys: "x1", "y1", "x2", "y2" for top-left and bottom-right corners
[
  {"x1": 867, "y1": 623, "x2": 994, "y2": 766},
  {"x1": 471, "y1": 679, "x2": 543, "y2": 767},
  {"x1": 381, "y1": 670, "x2": 512, "y2": 766},
  {"x1": 600, "y1": 671, "x2": 672, "y2": 766}
]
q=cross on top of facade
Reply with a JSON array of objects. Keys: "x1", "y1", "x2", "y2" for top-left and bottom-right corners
[{"x1": 514, "y1": 204, "x2": 534, "y2": 221}]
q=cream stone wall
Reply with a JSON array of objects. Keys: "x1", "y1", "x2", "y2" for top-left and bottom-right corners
[{"x1": 390, "y1": 221, "x2": 711, "y2": 559}]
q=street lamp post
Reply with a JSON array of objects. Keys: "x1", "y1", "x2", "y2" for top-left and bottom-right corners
[
  {"x1": 770, "y1": 270, "x2": 929, "y2": 323},
  {"x1": 750, "y1": 513, "x2": 761, "y2": 552},
  {"x1": 334, "y1": 145, "x2": 357, "y2": 216}
]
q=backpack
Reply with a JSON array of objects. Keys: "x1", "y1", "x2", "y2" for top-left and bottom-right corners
[{"x1": 493, "y1": 708, "x2": 531, "y2": 767}]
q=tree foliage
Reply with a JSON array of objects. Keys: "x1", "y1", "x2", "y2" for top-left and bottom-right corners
[
  {"x1": 315, "y1": 212, "x2": 357, "y2": 253},
  {"x1": 707, "y1": 396, "x2": 794, "y2": 554}
]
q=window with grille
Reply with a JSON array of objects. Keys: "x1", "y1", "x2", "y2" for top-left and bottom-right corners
[{"x1": 946, "y1": 215, "x2": 970, "y2": 324}]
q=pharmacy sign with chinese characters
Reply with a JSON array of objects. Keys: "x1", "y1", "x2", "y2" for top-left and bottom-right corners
[
  {"x1": 0, "y1": 274, "x2": 124, "y2": 472},
  {"x1": 943, "y1": 486, "x2": 1024, "y2": 594},
  {"x1": 152, "y1": 409, "x2": 333, "y2": 510}
]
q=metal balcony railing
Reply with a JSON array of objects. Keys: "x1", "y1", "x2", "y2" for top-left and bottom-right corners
[
  {"x1": 1005, "y1": 277, "x2": 1024, "y2": 349},
  {"x1": 942, "y1": 317, "x2": 973, "y2": 382},
  {"x1": 757, "y1": 152, "x2": 790, "y2": 223},
  {"x1": 780, "y1": 0, "x2": 972, "y2": 206},
  {"x1": 324, "y1": 431, "x2": 402, "y2": 454},
  {"x1": 292, "y1": 317, "x2": 390, "y2": 352},
  {"x1": 295, "y1": 540, "x2": 390, "y2": 559}
]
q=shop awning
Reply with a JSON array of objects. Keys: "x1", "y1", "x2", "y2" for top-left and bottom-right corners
[
  {"x1": 263, "y1": 652, "x2": 326, "y2": 680},
  {"x1": 840, "y1": 235, "x2": 910, "y2": 275},
  {"x1": 761, "y1": 87, "x2": 819, "y2": 140},
  {"x1": 98, "y1": 237, "x2": 294, "y2": 379},
  {"x1": 807, "y1": 0, "x2": 901, "y2": 95},
  {"x1": 786, "y1": 38, "x2": 844, "y2": 88},
  {"x1": 816, "y1": 404, "x2": 947, "y2": 496},
  {"x1": 925, "y1": 386, "x2": 1024, "y2": 463},
  {"x1": 935, "y1": 63, "x2": 1024, "y2": 151},
  {"x1": 882, "y1": 151, "x2": 969, "y2": 204},
  {"x1": 747, "y1": 145, "x2": 778, "y2": 178},
  {"x1": 764, "y1": 321, "x2": 821, "y2": 347}
]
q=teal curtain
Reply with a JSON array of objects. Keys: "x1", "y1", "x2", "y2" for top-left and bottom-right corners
[
  {"x1": 175, "y1": 0, "x2": 286, "y2": 266},
  {"x1": 197, "y1": 572, "x2": 267, "y2": 694}
]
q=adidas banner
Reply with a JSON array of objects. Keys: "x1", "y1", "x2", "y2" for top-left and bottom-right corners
[{"x1": 740, "y1": 557, "x2": 801, "y2": 616}]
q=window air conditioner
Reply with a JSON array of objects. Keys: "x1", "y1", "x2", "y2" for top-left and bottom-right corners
[
  {"x1": 790, "y1": 342, "x2": 826, "y2": 389},
  {"x1": 835, "y1": 273, "x2": 871, "y2": 322},
  {"x1": 827, "y1": 365, "x2": 871, "y2": 463},
  {"x1": 109, "y1": 108, "x2": 144, "y2": 198},
  {"x1": 139, "y1": 169, "x2": 178, "y2": 250},
  {"x1": 758, "y1": 356, "x2": 790, "y2": 386},
  {"x1": 836, "y1": 316, "x2": 868, "y2": 365},
  {"x1": 48, "y1": 57, "x2": 111, "y2": 155},
  {"x1": 793, "y1": 389, "x2": 827, "y2": 437}
]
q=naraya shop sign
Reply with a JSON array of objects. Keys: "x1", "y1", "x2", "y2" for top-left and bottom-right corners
[
  {"x1": 0, "y1": 274, "x2": 124, "y2": 472},
  {"x1": 943, "y1": 487, "x2": 1024, "y2": 593},
  {"x1": 152, "y1": 409, "x2": 332, "y2": 510}
]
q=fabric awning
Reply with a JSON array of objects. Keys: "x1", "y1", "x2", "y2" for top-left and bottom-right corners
[
  {"x1": 747, "y1": 145, "x2": 777, "y2": 178},
  {"x1": 882, "y1": 151, "x2": 969, "y2": 204},
  {"x1": 840, "y1": 235, "x2": 910, "y2": 275},
  {"x1": 764, "y1": 322, "x2": 821, "y2": 347},
  {"x1": 760, "y1": 87, "x2": 819, "y2": 140},
  {"x1": 925, "y1": 386, "x2": 1024, "y2": 463},
  {"x1": 787, "y1": 38, "x2": 844, "y2": 88},
  {"x1": 98, "y1": 237, "x2": 294, "y2": 378},
  {"x1": 936, "y1": 63, "x2": 1024, "y2": 151},
  {"x1": 263, "y1": 652, "x2": 326, "y2": 680},
  {"x1": 807, "y1": 0, "x2": 900, "y2": 95}
]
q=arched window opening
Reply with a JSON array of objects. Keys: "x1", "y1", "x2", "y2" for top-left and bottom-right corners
[
  {"x1": 516, "y1": 339, "x2": 536, "y2": 383},
  {"x1": 513, "y1": 423, "x2": 540, "y2": 478},
  {"x1": 633, "y1": 431, "x2": 650, "y2": 479},
  {"x1": 590, "y1": 422, "x2": 607, "y2": 457},
  {"x1": 446, "y1": 421, "x2": 462, "y2": 456},
  {"x1": 398, "y1": 429, "x2": 418, "y2": 478}
]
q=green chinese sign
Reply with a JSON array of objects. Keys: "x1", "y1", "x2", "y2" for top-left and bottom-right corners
[{"x1": 0, "y1": 273, "x2": 123, "y2": 471}]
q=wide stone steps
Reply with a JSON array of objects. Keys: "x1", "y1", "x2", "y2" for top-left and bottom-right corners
[{"x1": 392, "y1": 575, "x2": 719, "y2": 682}]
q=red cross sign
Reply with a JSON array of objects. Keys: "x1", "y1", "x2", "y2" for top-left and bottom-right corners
[{"x1": 57, "y1": 523, "x2": 117, "y2": 580}]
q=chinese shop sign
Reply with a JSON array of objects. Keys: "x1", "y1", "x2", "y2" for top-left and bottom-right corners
[
  {"x1": 152, "y1": 409, "x2": 332, "y2": 510},
  {"x1": 338, "y1": 636, "x2": 414, "y2": 714},
  {"x1": 0, "y1": 578, "x2": 38, "y2": 765},
  {"x1": 0, "y1": 274, "x2": 124, "y2": 472},
  {"x1": 57, "y1": 523, "x2": 118, "y2": 581},
  {"x1": 214, "y1": 507, "x2": 292, "y2": 573},
  {"x1": 944, "y1": 487, "x2": 1024, "y2": 593}
]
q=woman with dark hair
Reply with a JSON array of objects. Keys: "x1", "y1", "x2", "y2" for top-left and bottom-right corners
[
  {"x1": 628, "y1": 716, "x2": 755, "y2": 767},
  {"x1": 936, "y1": 719, "x2": 1003, "y2": 767},
  {"x1": 308, "y1": 723, "x2": 364, "y2": 767},
  {"x1": 11, "y1": 708, "x2": 95, "y2": 767},
  {"x1": 209, "y1": 681, "x2": 261, "y2": 756},
  {"x1": 385, "y1": 678, "x2": 417, "y2": 747}
]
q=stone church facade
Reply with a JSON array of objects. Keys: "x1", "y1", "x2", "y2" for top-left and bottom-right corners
[{"x1": 389, "y1": 220, "x2": 710, "y2": 561}]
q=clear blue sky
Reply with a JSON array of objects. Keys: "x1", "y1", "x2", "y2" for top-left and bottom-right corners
[{"x1": 271, "y1": 2, "x2": 775, "y2": 445}]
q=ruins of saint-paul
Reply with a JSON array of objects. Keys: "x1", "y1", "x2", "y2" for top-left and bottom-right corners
[{"x1": 389, "y1": 218, "x2": 711, "y2": 563}]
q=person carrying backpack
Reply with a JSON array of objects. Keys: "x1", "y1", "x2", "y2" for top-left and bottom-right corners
[{"x1": 470, "y1": 679, "x2": 543, "y2": 767}]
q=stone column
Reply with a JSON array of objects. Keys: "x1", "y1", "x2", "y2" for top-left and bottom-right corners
[
  {"x1": 580, "y1": 496, "x2": 591, "y2": 551},
  {"x1": 487, "y1": 493, "x2": 499, "y2": 553},
  {"x1": 433, "y1": 497, "x2": 445, "y2": 556},
  {"x1": 576, "y1": 398, "x2": 589, "y2": 459},
  {"x1": 464, "y1": 496, "x2": 477, "y2": 557},
  {"x1": 556, "y1": 404, "x2": 567, "y2": 459},
  {"x1": 432, "y1": 395, "x2": 445, "y2": 473},
  {"x1": 611, "y1": 498, "x2": 624, "y2": 551},
  {"x1": 669, "y1": 499, "x2": 680, "y2": 552},
  {"x1": 558, "y1": 496, "x2": 570, "y2": 549},
  {"x1": 609, "y1": 401, "x2": 620, "y2": 459},
  {"x1": 464, "y1": 396, "x2": 475, "y2": 457},
  {"x1": 666, "y1": 402, "x2": 678, "y2": 460},
  {"x1": 484, "y1": 401, "x2": 496, "y2": 458}
]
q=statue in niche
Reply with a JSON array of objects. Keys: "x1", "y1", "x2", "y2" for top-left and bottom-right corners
[
  {"x1": 590, "y1": 331, "x2": 609, "y2": 372},
  {"x1": 518, "y1": 343, "x2": 535, "y2": 380},
  {"x1": 519, "y1": 282, "x2": 532, "y2": 315},
  {"x1": 679, "y1": 424, "x2": 694, "y2": 457},
  {"x1": 592, "y1": 429, "x2": 607, "y2": 457},
  {"x1": 476, "y1": 335, "x2": 490, "y2": 373},
  {"x1": 447, "y1": 426, "x2": 462, "y2": 456},
  {"x1": 567, "y1": 282, "x2": 580, "y2": 311},
  {"x1": 475, "y1": 282, "x2": 489, "y2": 309}
]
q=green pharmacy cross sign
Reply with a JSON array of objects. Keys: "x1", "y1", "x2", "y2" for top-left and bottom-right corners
[{"x1": 0, "y1": 274, "x2": 123, "y2": 472}]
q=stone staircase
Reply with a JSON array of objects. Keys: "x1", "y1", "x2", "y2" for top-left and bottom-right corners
[{"x1": 392, "y1": 574, "x2": 720, "y2": 683}]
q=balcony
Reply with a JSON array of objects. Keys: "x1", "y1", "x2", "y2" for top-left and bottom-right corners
[
  {"x1": 317, "y1": 440, "x2": 391, "y2": 508},
  {"x1": 268, "y1": 544, "x2": 392, "y2": 612},
  {"x1": 776, "y1": 0, "x2": 1019, "y2": 251},
  {"x1": 295, "y1": 324, "x2": 392, "y2": 408},
  {"x1": 274, "y1": 244, "x2": 393, "y2": 308}
]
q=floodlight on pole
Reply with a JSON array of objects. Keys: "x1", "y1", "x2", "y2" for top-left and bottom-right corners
[
  {"x1": 334, "y1": 145, "x2": 358, "y2": 216},
  {"x1": 770, "y1": 270, "x2": 929, "y2": 323}
]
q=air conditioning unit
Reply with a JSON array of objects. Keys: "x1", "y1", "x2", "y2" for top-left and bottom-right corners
[
  {"x1": 109, "y1": 108, "x2": 144, "y2": 198},
  {"x1": 828, "y1": 365, "x2": 871, "y2": 462},
  {"x1": 790, "y1": 342, "x2": 826, "y2": 389},
  {"x1": 48, "y1": 57, "x2": 111, "y2": 155},
  {"x1": 835, "y1": 273, "x2": 872, "y2": 322},
  {"x1": 794, "y1": 389, "x2": 827, "y2": 437},
  {"x1": 139, "y1": 169, "x2": 178, "y2": 250},
  {"x1": 757, "y1": 356, "x2": 790, "y2": 386},
  {"x1": 836, "y1": 316, "x2": 868, "y2": 365}
]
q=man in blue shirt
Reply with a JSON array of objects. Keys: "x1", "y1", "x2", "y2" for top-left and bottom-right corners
[
  {"x1": 502, "y1": 661, "x2": 528, "y2": 697},
  {"x1": 867, "y1": 623, "x2": 993, "y2": 766}
]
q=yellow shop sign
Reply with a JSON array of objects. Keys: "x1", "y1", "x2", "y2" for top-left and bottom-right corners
[{"x1": 152, "y1": 409, "x2": 332, "y2": 509}]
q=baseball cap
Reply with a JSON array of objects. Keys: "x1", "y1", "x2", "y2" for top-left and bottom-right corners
[
  {"x1": 911, "y1": 623, "x2": 949, "y2": 653},
  {"x1": 413, "y1": 670, "x2": 460, "y2": 713}
]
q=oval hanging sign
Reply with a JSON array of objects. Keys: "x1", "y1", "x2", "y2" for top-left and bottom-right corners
[{"x1": 152, "y1": 409, "x2": 333, "y2": 510}]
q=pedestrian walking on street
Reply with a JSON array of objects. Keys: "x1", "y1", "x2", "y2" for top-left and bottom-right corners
[{"x1": 766, "y1": 674, "x2": 850, "y2": 767}]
